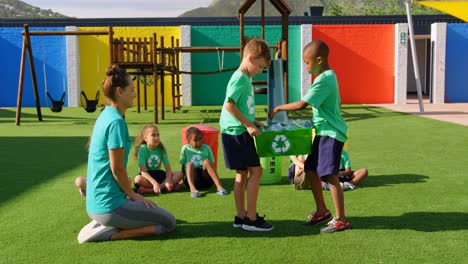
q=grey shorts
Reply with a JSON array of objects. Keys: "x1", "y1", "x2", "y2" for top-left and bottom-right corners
[{"x1": 88, "y1": 199, "x2": 176, "y2": 232}]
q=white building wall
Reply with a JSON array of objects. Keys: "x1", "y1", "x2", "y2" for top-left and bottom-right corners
[
  {"x1": 431, "y1": 23, "x2": 447, "y2": 104},
  {"x1": 300, "y1": 24, "x2": 312, "y2": 98},
  {"x1": 180, "y1": 25, "x2": 192, "y2": 106},
  {"x1": 394, "y1": 23, "x2": 408, "y2": 104},
  {"x1": 65, "y1": 26, "x2": 80, "y2": 107}
]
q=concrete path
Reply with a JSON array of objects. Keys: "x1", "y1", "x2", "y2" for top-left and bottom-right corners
[{"x1": 370, "y1": 99, "x2": 468, "y2": 127}]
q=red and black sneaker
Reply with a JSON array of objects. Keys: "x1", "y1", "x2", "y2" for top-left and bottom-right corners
[
  {"x1": 320, "y1": 217, "x2": 350, "y2": 233},
  {"x1": 304, "y1": 210, "x2": 332, "y2": 226}
]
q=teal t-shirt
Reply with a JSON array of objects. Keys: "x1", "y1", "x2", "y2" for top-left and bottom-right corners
[
  {"x1": 219, "y1": 70, "x2": 255, "y2": 135},
  {"x1": 86, "y1": 106, "x2": 131, "y2": 215},
  {"x1": 179, "y1": 144, "x2": 214, "y2": 169},
  {"x1": 340, "y1": 150, "x2": 351, "y2": 170},
  {"x1": 302, "y1": 70, "x2": 348, "y2": 142},
  {"x1": 138, "y1": 144, "x2": 170, "y2": 170}
]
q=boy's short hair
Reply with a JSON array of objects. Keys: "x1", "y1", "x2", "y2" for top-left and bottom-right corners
[
  {"x1": 243, "y1": 38, "x2": 271, "y2": 64},
  {"x1": 304, "y1": 40, "x2": 329, "y2": 59}
]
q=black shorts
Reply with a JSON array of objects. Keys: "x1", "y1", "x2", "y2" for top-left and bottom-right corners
[
  {"x1": 338, "y1": 169, "x2": 354, "y2": 182},
  {"x1": 304, "y1": 136, "x2": 344, "y2": 178},
  {"x1": 183, "y1": 168, "x2": 214, "y2": 189},
  {"x1": 221, "y1": 132, "x2": 260, "y2": 170},
  {"x1": 135, "y1": 170, "x2": 166, "y2": 189}
]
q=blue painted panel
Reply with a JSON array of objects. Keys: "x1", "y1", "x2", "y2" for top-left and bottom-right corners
[
  {"x1": 0, "y1": 27, "x2": 67, "y2": 107},
  {"x1": 445, "y1": 24, "x2": 468, "y2": 103}
]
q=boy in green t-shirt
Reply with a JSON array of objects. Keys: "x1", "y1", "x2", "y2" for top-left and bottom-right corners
[
  {"x1": 269, "y1": 40, "x2": 350, "y2": 233},
  {"x1": 220, "y1": 38, "x2": 273, "y2": 232}
]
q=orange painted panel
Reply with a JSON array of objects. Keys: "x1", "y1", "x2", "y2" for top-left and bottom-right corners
[{"x1": 312, "y1": 25, "x2": 395, "y2": 104}]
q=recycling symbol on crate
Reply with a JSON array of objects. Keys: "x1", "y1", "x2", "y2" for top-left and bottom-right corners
[{"x1": 271, "y1": 134, "x2": 291, "y2": 154}]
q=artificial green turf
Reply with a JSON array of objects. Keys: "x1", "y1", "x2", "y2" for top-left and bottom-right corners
[{"x1": 0, "y1": 105, "x2": 467, "y2": 263}]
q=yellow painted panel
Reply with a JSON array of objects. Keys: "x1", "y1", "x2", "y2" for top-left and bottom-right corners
[
  {"x1": 78, "y1": 26, "x2": 181, "y2": 107},
  {"x1": 418, "y1": 1, "x2": 468, "y2": 22}
]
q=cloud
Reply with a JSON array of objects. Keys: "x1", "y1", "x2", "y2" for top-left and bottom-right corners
[{"x1": 22, "y1": 0, "x2": 213, "y2": 18}]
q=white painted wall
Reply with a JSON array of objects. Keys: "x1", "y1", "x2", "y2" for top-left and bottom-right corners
[
  {"x1": 300, "y1": 24, "x2": 312, "y2": 99},
  {"x1": 65, "y1": 26, "x2": 80, "y2": 107},
  {"x1": 394, "y1": 23, "x2": 408, "y2": 104},
  {"x1": 431, "y1": 23, "x2": 446, "y2": 104},
  {"x1": 180, "y1": 25, "x2": 192, "y2": 106}
]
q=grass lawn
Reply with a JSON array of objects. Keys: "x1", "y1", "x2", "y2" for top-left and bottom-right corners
[{"x1": 0, "y1": 105, "x2": 467, "y2": 263}]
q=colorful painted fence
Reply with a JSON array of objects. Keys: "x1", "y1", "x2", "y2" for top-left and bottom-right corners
[
  {"x1": 0, "y1": 27, "x2": 67, "y2": 108},
  {"x1": 445, "y1": 23, "x2": 468, "y2": 103},
  {"x1": 79, "y1": 26, "x2": 180, "y2": 107},
  {"x1": 189, "y1": 25, "x2": 302, "y2": 106},
  {"x1": 1, "y1": 22, "x2": 467, "y2": 108},
  {"x1": 311, "y1": 25, "x2": 395, "y2": 104}
]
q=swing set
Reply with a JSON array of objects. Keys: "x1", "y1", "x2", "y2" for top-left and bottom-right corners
[
  {"x1": 81, "y1": 35, "x2": 103, "y2": 113},
  {"x1": 15, "y1": 24, "x2": 111, "y2": 126},
  {"x1": 15, "y1": 0, "x2": 290, "y2": 126},
  {"x1": 39, "y1": 40, "x2": 66, "y2": 113}
]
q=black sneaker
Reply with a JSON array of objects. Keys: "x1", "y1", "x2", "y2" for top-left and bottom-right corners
[
  {"x1": 241, "y1": 214, "x2": 274, "y2": 232},
  {"x1": 233, "y1": 215, "x2": 245, "y2": 228}
]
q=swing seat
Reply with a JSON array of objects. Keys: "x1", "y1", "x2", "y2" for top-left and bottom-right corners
[
  {"x1": 81, "y1": 91, "x2": 100, "y2": 113},
  {"x1": 46, "y1": 91, "x2": 65, "y2": 113}
]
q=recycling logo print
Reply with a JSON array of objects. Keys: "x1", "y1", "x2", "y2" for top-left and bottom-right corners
[
  {"x1": 271, "y1": 134, "x2": 291, "y2": 154},
  {"x1": 247, "y1": 96, "x2": 255, "y2": 115},
  {"x1": 191, "y1": 154, "x2": 203, "y2": 167},
  {"x1": 147, "y1": 154, "x2": 161, "y2": 169}
]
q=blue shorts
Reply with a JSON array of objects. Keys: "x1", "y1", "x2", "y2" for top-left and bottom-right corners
[
  {"x1": 304, "y1": 136, "x2": 344, "y2": 178},
  {"x1": 288, "y1": 165, "x2": 295, "y2": 183},
  {"x1": 221, "y1": 132, "x2": 260, "y2": 170},
  {"x1": 135, "y1": 170, "x2": 166, "y2": 189},
  {"x1": 182, "y1": 167, "x2": 214, "y2": 189}
]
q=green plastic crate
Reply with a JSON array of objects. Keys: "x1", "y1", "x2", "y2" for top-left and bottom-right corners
[{"x1": 254, "y1": 128, "x2": 312, "y2": 157}]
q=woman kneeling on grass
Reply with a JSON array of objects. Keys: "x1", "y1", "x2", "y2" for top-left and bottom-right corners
[{"x1": 77, "y1": 65, "x2": 176, "y2": 243}]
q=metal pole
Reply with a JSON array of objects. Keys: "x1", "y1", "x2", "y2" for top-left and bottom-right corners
[{"x1": 405, "y1": 1, "x2": 424, "y2": 112}]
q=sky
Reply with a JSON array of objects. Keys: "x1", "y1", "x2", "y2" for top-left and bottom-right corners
[{"x1": 22, "y1": 0, "x2": 214, "y2": 18}]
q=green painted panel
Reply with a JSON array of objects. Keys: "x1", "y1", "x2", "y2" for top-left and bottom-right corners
[
  {"x1": 191, "y1": 25, "x2": 301, "y2": 106},
  {"x1": 288, "y1": 25, "x2": 301, "y2": 103}
]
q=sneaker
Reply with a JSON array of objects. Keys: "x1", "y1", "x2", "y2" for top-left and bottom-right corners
[
  {"x1": 190, "y1": 190, "x2": 201, "y2": 198},
  {"x1": 341, "y1": 182, "x2": 356, "y2": 191},
  {"x1": 216, "y1": 188, "x2": 229, "y2": 196},
  {"x1": 77, "y1": 220, "x2": 119, "y2": 244},
  {"x1": 320, "y1": 217, "x2": 351, "y2": 233},
  {"x1": 322, "y1": 183, "x2": 331, "y2": 191},
  {"x1": 304, "y1": 210, "x2": 332, "y2": 226},
  {"x1": 242, "y1": 214, "x2": 274, "y2": 232},
  {"x1": 233, "y1": 215, "x2": 245, "y2": 228}
]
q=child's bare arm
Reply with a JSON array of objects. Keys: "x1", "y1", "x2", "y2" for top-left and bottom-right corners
[
  {"x1": 337, "y1": 167, "x2": 352, "y2": 177},
  {"x1": 289, "y1": 155, "x2": 304, "y2": 169},
  {"x1": 224, "y1": 100, "x2": 260, "y2": 136},
  {"x1": 139, "y1": 165, "x2": 159, "y2": 187},
  {"x1": 163, "y1": 164, "x2": 173, "y2": 181},
  {"x1": 269, "y1": 100, "x2": 308, "y2": 119},
  {"x1": 254, "y1": 119, "x2": 265, "y2": 128}
]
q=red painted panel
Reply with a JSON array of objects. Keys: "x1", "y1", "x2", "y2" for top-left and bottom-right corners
[{"x1": 312, "y1": 25, "x2": 395, "y2": 104}]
